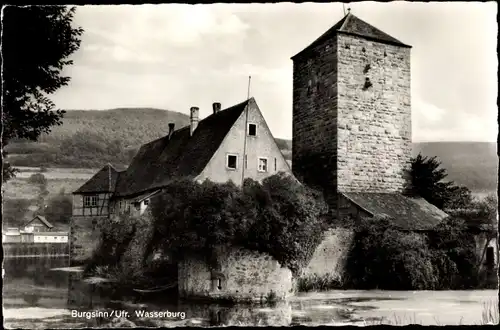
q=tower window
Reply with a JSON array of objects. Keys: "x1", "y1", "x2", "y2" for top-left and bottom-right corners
[
  {"x1": 226, "y1": 154, "x2": 238, "y2": 170},
  {"x1": 248, "y1": 123, "x2": 257, "y2": 136},
  {"x1": 217, "y1": 278, "x2": 222, "y2": 290}
]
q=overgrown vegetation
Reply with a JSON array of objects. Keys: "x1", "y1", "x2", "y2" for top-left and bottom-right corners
[
  {"x1": 148, "y1": 173, "x2": 328, "y2": 276},
  {"x1": 342, "y1": 215, "x2": 496, "y2": 290},
  {"x1": 86, "y1": 173, "x2": 329, "y2": 286},
  {"x1": 296, "y1": 273, "x2": 343, "y2": 292},
  {"x1": 84, "y1": 212, "x2": 168, "y2": 289}
]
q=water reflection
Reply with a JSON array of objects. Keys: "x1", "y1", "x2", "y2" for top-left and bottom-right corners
[
  {"x1": 3, "y1": 257, "x2": 70, "y2": 310},
  {"x1": 2, "y1": 257, "x2": 498, "y2": 327}
]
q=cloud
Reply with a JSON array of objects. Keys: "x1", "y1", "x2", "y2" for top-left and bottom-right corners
[
  {"x1": 52, "y1": 3, "x2": 497, "y2": 141},
  {"x1": 413, "y1": 97, "x2": 497, "y2": 142}
]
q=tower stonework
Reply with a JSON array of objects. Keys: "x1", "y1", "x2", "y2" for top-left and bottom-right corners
[{"x1": 292, "y1": 13, "x2": 412, "y2": 213}]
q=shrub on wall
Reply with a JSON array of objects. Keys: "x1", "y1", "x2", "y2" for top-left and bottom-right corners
[
  {"x1": 84, "y1": 214, "x2": 136, "y2": 275},
  {"x1": 118, "y1": 211, "x2": 156, "y2": 279},
  {"x1": 149, "y1": 173, "x2": 328, "y2": 276}
]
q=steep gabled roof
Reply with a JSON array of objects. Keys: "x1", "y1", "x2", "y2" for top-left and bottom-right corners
[
  {"x1": 292, "y1": 12, "x2": 411, "y2": 60},
  {"x1": 341, "y1": 192, "x2": 448, "y2": 231},
  {"x1": 113, "y1": 99, "x2": 251, "y2": 197},
  {"x1": 73, "y1": 164, "x2": 119, "y2": 194},
  {"x1": 24, "y1": 215, "x2": 54, "y2": 229}
]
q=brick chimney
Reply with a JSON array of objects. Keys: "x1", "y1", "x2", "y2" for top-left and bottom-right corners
[
  {"x1": 168, "y1": 123, "x2": 175, "y2": 139},
  {"x1": 190, "y1": 107, "x2": 199, "y2": 136},
  {"x1": 212, "y1": 102, "x2": 221, "y2": 114}
]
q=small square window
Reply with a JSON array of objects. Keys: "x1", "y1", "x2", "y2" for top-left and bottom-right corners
[
  {"x1": 227, "y1": 155, "x2": 237, "y2": 170},
  {"x1": 144, "y1": 199, "x2": 149, "y2": 206},
  {"x1": 258, "y1": 158, "x2": 268, "y2": 172},
  {"x1": 248, "y1": 124, "x2": 257, "y2": 136}
]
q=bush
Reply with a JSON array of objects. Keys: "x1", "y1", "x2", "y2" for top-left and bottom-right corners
[
  {"x1": 44, "y1": 194, "x2": 72, "y2": 225},
  {"x1": 28, "y1": 172, "x2": 47, "y2": 186},
  {"x1": 344, "y1": 216, "x2": 481, "y2": 290},
  {"x1": 296, "y1": 273, "x2": 343, "y2": 292}
]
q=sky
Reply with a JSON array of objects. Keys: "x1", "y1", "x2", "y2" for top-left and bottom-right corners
[{"x1": 51, "y1": 2, "x2": 498, "y2": 142}]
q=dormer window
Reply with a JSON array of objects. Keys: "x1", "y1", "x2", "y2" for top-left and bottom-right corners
[
  {"x1": 248, "y1": 123, "x2": 257, "y2": 136},
  {"x1": 144, "y1": 199, "x2": 149, "y2": 206}
]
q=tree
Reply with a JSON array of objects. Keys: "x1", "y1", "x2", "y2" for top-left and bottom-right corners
[
  {"x1": 28, "y1": 173, "x2": 47, "y2": 186},
  {"x1": 2, "y1": 6, "x2": 84, "y2": 182},
  {"x1": 445, "y1": 185, "x2": 474, "y2": 210},
  {"x1": 44, "y1": 194, "x2": 73, "y2": 225},
  {"x1": 2, "y1": 198, "x2": 31, "y2": 228},
  {"x1": 408, "y1": 153, "x2": 472, "y2": 210}
]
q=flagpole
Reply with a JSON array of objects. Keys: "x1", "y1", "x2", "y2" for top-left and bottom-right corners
[{"x1": 241, "y1": 76, "x2": 251, "y2": 186}]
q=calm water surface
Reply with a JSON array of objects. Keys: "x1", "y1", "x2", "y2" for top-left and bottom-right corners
[{"x1": 2, "y1": 257, "x2": 498, "y2": 328}]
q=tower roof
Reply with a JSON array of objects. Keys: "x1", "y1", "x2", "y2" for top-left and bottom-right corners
[{"x1": 292, "y1": 12, "x2": 411, "y2": 60}]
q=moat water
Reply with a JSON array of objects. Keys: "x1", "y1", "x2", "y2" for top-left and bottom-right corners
[{"x1": 2, "y1": 257, "x2": 498, "y2": 328}]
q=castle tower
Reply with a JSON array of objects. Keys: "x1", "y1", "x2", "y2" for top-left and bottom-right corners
[{"x1": 291, "y1": 12, "x2": 412, "y2": 213}]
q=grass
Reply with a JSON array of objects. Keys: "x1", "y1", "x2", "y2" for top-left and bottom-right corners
[
  {"x1": 482, "y1": 299, "x2": 499, "y2": 325},
  {"x1": 296, "y1": 273, "x2": 343, "y2": 292},
  {"x1": 355, "y1": 300, "x2": 499, "y2": 326}
]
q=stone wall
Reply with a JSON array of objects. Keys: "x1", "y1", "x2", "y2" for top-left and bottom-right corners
[
  {"x1": 337, "y1": 34, "x2": 411, "y2": 193},
  {"x1": 70, "y1": 215, "x2": 107, "y2": 264},
  {"x1": 301, "y1": 228, "x2": 355, "y2": 281},
  {"x1": 292, "y1": 37, "x2": 338, "y2": 208},
  {"x1": 178, "y1": 246, "x2": 293, "y2": 302}
]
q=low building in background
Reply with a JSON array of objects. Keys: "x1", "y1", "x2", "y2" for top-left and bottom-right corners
[{"x1": 2, "y1": 216, "x2": 68, "y2": 244}]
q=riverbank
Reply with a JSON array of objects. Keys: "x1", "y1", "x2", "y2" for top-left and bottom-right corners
[{"x1": 3, "y1": 243, "x2": 69, "y2": 258}]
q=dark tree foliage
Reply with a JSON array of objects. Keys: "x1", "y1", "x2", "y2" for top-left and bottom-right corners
[
  {"x1": 28, "y1": 173, "x2": 47, "y2": 186},
  {"x1": 2, "y1": 198, "x2": 31, "y2": 228},
  {"x1": 344, "y1": 216, "x2": 480, "y2": 290},
  {"x1": 148, "y1": 173, "x2": 328, "y2": 275},
  {"x1": 43, "y1": 192, "x2": 73, "y2": 225},
  {"x1": 2, "y1": 5, "x2": 83, "y2": 181},
  {"x1": 408, "y1": 153, "x2": 474, "y2": 210}
]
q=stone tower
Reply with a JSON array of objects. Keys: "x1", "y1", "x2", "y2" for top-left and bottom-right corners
[{"x1": 291, "y1": 12, "x2": 412, "y2": 211}]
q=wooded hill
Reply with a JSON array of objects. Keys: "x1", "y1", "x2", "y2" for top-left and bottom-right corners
[{"x1": 5, "y1": 108, "x2": 497, "y2": 192}]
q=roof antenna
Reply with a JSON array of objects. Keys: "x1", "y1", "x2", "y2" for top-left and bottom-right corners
[{"x1": 247, "y1": 75, "x2": 251, "y2": 100}]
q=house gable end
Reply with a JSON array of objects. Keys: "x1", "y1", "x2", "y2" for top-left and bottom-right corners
[{"x1": 197, "y1": 98, "x2": 293, "y2": 184}]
